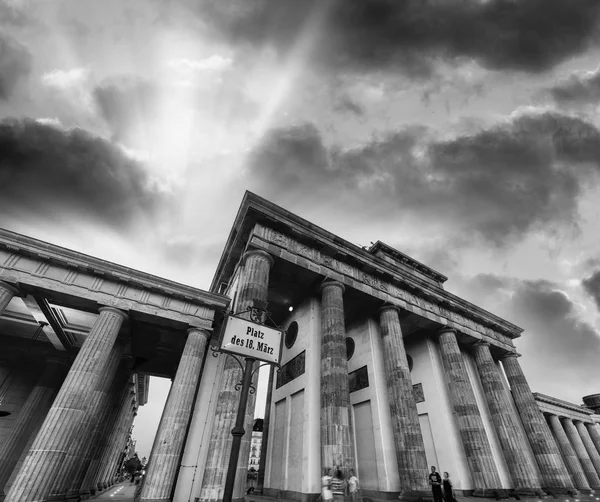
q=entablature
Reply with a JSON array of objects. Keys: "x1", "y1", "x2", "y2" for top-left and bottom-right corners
[{"x1": 535, "y1": 392, "x2": 594, "y2": 423}]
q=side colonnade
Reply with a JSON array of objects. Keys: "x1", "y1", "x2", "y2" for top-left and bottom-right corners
[{"x1": 0, "y1": 279, "x2": 218, "y2": 502}]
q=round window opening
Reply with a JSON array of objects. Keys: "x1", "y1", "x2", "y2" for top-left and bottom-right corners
[
  {"x1": 407, "y1": 354, "x2": 414, "y2": 372},
  {"x1": 285, "y1": 321, "x2": 298, "y2": 349},
  {"x1": 346, "y1": 337, "x2": 355, "y2": 360}
]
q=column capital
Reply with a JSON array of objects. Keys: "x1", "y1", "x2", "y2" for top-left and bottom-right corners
[
  {"x1": 499, "y1": 351, "x2": 520, "y2": 361},
  {"x1": 0, "y1": 280, "x2": 21, "y2": 297},
  {"x1": 98, "y1": 306, "x2": 128, "y2": 321},
  {"x1": 473, "y1": 340, "x2": 491, "y2": 349},
  {"x1": 436, "y1": 326, "x2": 457, "y2": 337},
  {"x1": 379, "y1": 303, "x2": 400, "y2": 316},
  {"x1": 187, "y1": 327, "x2": 211, "y2": 339},
  {"x1": 243, "y1": 249, "x2": 274, "y2": 268},
  {"x1": 319, "y1": 279, "x2": 345, "y2": 294}
]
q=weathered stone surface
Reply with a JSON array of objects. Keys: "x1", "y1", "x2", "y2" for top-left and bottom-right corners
[
  {"x1": 55, "y1": 342, "x2": 126, "y2": 501},
  {"x1": 547, "y1": 414, "x2": 590, "y2": 493},
  {"x1": 0, "y1": 358, "x2": 68, "y2": 495},
  {"x1": 79, "y1": 362, "x2": 130, "y2": 498},
  {"x1": 575, "y1": 421, "x2": 600, "y2": 480},
  {"x1": 0, "y1": 281, "x2": 19, "y2": 314},
  {"x1": 562, "y1": 419, "x2": 600, "y2": 489},
  {"x1": 472, "y1": 343, "x2": 542, "y2": 495},
  {"x1": 379, "y1": 306, "x2": 428, "y2": 496},
  {"x1": 140, "y1": 328, "x2": 211, "y2": 502},
  {"x1": 200, "y1": 249, "x2": 274, "y2": 502},
  {"x1": 586, "y1": 424, "x2": 600, "y2": 460},
  {"x1": 437, "y1": 329, "x2": 502, "y2": 496},
  {"x1": 501, "y1": 354, "x2": 574, "y2": 493},
  {"x1": 4, "y1": 306, "x2": 126, "y2": 502},
  {"x1": 320, "y1": 281, "x2": 355, "y2": 474}
]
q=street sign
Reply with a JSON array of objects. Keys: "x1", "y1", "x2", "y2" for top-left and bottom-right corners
[{"x1": 220, "y1": 315, "x2": 283, "y2": 365}]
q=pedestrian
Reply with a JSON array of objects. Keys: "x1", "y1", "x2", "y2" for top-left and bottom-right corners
[
  {"x1": 429, "y1": 466, "x2": 443, "y2": 502},
  {"x1": 347, "y1": 469, "x2": 359, "y2": 502},
  {"x1": 443, "y1": 472, "x2": 455, "y2": 502},
  {"x1": 322, "y1": 468, "x2": 333, "y2": 501},
  {"x1": 331, "y1": 468, "x2": 346, "y2": 502}
]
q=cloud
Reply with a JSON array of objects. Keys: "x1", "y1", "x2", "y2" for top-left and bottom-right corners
[
  {"x1": 548, "y1": 66, "x2": 600, "y2": 108},
  {"x1": 168, "y1": 55, "x2": 233, "y2": 73},
  {"x1": 246, "y1": 111, "x2": 600, "y2": 247},
  {"x1": 460, "y1": 274, "x2": 600, "y2": 403},
  {"x1": 0, "y1": 34, "x2": 32, "y2": 100},
  {"x1": 332, "y1": 96, "x2": 365, "y2": 117},
  {"x1": 0, "y1": 118, "x2": 164, "y2": 229},
  {"x1": 192, "y1": 0, "x2": 600, "y2": 76},
  {"x1": 582, "y1": 270, "x2": 600, "y2": 311}
]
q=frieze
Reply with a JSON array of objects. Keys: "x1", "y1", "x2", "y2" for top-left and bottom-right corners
[{"x1": 255, "y1": 224, "x2": 515, "y2": 348}]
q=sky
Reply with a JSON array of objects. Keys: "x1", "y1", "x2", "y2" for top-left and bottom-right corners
[{"x1": 1, "y1": 0, "x2": 600, "y2": 458}]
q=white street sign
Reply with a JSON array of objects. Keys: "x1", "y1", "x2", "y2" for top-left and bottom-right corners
[{"x1": 220, "y1": 315, "x2": 283, "y2": 365}]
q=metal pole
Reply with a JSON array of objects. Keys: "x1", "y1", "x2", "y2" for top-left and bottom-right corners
[{"x1": 223, "y1": 357, "x2": 256, "y2": 502}]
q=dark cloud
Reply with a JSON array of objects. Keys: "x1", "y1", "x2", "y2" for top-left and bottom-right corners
[
  {"x1": 0, "y1": 34, "x2": 32, "y2": 100},
  {"x1": 582, "y1": 270, "x2": 600, "y2": 311},
  {"x1": 458, "y1": 274, "x2": 600, "y2": 402},
  {"x1": 0, "y1": 118, "x2": 163, "y2": 228},
  {"x1": 247, "y1": 111, "x2": 600, "y2": 247},
  {"x1": 192, "y1": 0, "x2": 600, "y2": 76},
  {"x1": 548, "y1": 67, "x2": 600, "y2": 108},
  {"x1": 332, "y1": 96, "x2": 365, "y2": 117}
]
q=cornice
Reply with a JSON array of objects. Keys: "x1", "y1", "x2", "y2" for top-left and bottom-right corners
[
  {"x1": 212, "y1": 191, "x2": 523, "y2": 339},
  {"x1": 534, "y1": 392, "x2": 594, "y2": 416},
  {"x1": 0, "y1": 228, "x2": 229, "y2": 309}
]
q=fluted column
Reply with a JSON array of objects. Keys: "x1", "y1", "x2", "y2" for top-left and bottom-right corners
[
  {"x1": 53, "y1": 342, "x2": 126, "y2": 501},
  {"x1": 437, "y1": 328, "x2": 501, "y2": 496},
  {"x1": 575, "y1": 422, "x2": 600, "y2": 479},
  {"x1": 79, "y1": 362, "x2": 130, "y2": 498},
  {"x1": 379, "y1": 306, "x2": 428, "y2": 497},
  {"x1": 586, "y1": 424, "x2": 600, "y2": 459},
  {"x1": 547, "y1": 415, "x2": 590, "y2": 493},
  {"x1": 140, "y1": 328, "x2": 211, "y2": 502},
  {"x1": 501, "y1": 354, "x2": 574, "y2": 493},
  {"x1": 472, "y1": 342, "x2": 542, "y2": 495},
  {"x1": 562, "y1": 418, "x2": 600, "y2": 489},
  {"x1": 0, "y1": 358, "x2": 68, "y2": 495},
  {"x1": 200, "y1": 249, "x2": 274, "y2": 502},
  {"x1": 320, "y1": 280, "x2": 354, "y2": 475},
  {"x1": 0, "y1": 281, "x2": 20, "y2": 314},
  {"x1": 5, "y1": 306, "x2": 127, "y2": 502}
]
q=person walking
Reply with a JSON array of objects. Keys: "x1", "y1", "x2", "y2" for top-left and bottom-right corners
[
  {"x1": 347, "y1": 469, "x2": 359, "y2": 502},
  {"x1": 322, "y1": 468, "x2": 333, "y2": 501},
  {"x1": 429, "y1": 466, "x2": 443, "y2": 502},
  {"x1": 442, "y1": 472, "x2": 455, "y2": 502},
  {"x1": 331, "y1": 469, "x2": 346, "y2": 502}
]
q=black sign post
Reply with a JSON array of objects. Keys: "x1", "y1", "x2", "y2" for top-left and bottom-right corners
[{"x1": 211, "y1": 300, "x2": 284, "y2": 502}]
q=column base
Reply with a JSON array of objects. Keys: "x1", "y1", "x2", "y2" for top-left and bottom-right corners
[
  {"x1": 540, "y1": 487, "x2": 578, "y2": 497},
  {"x1": 398, "y1": 489, "x2": 430, "y2": 501},
  {"x1": 66, "y1": 489, "x2": 81, "y2": 502},
  {"x1": 44, "y1": 493, "x2": 67, "y2": 502},
  {"x1": 573, "y1": 488, "x2": 594, "y2": 495},
  {"x1": 512, "y1": 487, "x2": 546, "y2": 497},
  {"x1": 472, "y1": 488, "x2": 510, "y2": 498}
]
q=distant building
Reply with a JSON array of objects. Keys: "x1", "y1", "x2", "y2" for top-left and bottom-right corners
[{"x1": 249, "y1": 419, "x2": 263, "y2": 472}]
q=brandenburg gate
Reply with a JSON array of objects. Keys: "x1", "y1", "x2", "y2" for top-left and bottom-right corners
[{"x1": 0, "y1": 192, "x2": 599, "y2": 502}]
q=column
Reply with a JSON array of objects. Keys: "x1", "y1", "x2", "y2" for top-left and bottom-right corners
[
  {"x1": 501, "y1": 354, "x2": 574, "y2": 493},
  {"x1": 79, "y1": 362, "x2": 130, "y2": 498},
  {"x1": 585, "y1": 424, "x2": 600, "y2": 459},
  {"x1": 575, "y1": 421, "x2": 600, "y2": 479},
  {"x1": 0, "y1": 358, "x2": 68, "y2": 495},
  {"x1": 320, "y1": 280, "x2": 354, "y2": 474},
  {"x1": 437, "y1": 328, "x2": 502, "y2": 496},
  {"x1": 5, "y1": 306, "x2": 127, "y2": 502},
  {"x1": 140, "y1": 328, "x2": 211, "y2": 502},
  {"x1": 379, "y1": 306, "x2": 428, "y2": 497},
  {"x1": 59, "y1": 343, "x2": 127, "y2": 501},
  {"x1": 472, "y1": 342, "x2": 542, "y2": 495},
  {"x1": 562, "y1": 418, "x2": 600, "y2": 489},
  {"x1": 547, "y1": 414, "x2": 590, "y2": 493},
  {"x1": 200, "y1": 249, "x2": 273, "y2": 502},
  {"x1": 0, "y1": 281, "x2": 20, "y2": 313}
]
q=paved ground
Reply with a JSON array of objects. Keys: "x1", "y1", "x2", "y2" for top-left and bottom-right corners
[{"x1": 91, "y1": 481, "x2": 138, "y2": 501}]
